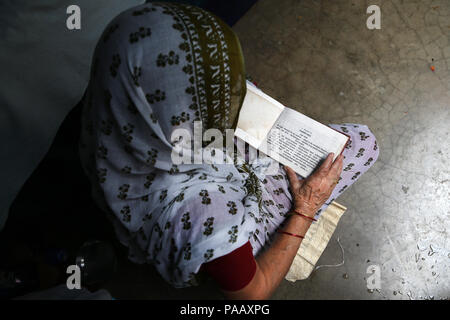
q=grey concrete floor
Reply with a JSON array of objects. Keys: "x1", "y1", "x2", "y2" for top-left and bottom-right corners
[
  {"x1": 232, "y1": 0, "x2": 449, "y2": 299},
  {"x1": 102, "y1": 0, "x2": 449, "y2": 300}
]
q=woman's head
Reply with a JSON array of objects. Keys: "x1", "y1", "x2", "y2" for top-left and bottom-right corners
[{"x1": 87, "y1": 2, "x2": 246, "y2": 146}]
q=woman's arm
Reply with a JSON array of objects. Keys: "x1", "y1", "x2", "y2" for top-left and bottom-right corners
[
  {"x1": 223, "y1": 213, "x2": 311, "y2": 299},
  {"x1": 224, "y1": 152, "x2": 344, "y2": 300}
]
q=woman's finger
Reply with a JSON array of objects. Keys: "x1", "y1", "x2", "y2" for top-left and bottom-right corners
[
  {"x1": 337, "y1": 154, "x2": 344, "y2": 174},
  {"x1": 330, "y1": 153, "x2": 344, "y2": 178},
  {"x1": 284, "y1": 166, "x2": 301, "y2": 191},
  {"x1": 316, "y1": 153, "x2": 334, "y2": 174}
]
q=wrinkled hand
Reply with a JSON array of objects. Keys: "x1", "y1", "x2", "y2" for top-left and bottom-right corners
[{"x1": 285, "y1": 153, "x2": 344, "y2": 218}]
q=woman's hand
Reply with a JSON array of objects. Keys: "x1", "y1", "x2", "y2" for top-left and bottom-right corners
[
  {"x1": 224, "y1": 153, "x2": 344, "y2": 300},
  {"x1": 285, "y1": 153, "x2": 344, "y2": 218}
]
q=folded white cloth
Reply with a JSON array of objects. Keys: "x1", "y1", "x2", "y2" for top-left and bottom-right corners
[{"x1": 286, "y1": 201, "x2": 347, "y2": 282}]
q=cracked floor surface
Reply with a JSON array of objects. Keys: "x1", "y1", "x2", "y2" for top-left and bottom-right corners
[
  {"x1": 91, "y1": 0, "x2": 449, "y2": 300},
  {"x1": 231, "y1": 0, "x2": 449, "y2": 299}
]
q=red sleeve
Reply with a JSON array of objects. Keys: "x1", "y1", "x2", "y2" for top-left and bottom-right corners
[{"x1": 200, "y1": 241, "x2": 256, "y2": 292}]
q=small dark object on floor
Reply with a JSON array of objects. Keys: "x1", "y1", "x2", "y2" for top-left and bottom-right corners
[{"x1": 76, "y1": 240, "x2": 117, "y2": 287}]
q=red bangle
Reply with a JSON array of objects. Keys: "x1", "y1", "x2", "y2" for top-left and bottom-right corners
[
  {"x1": 277, "y1": 229, "x2": 304, "y2": 239},
  {"x1": 290, "y1": 210, "x2": 317, "y2": 222}
]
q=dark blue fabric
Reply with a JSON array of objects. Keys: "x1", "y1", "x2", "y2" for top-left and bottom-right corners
[{"x1": 148, "y1": 0, "x2": 258, "y2": 26}]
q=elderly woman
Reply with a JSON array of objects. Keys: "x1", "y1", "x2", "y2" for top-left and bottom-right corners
[{"x1": 79, "y1": 2, "x2": 379, "y2": 299}]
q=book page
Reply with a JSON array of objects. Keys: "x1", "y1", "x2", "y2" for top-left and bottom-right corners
[
  {"x1": 235, "y1": 81, "x2": 285, "y2": 149},
  {"x1": 260, "y1": 108, "x2": 349, "y2": 178}
]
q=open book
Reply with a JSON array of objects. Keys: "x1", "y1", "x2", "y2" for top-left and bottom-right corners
[{"x1": 235, "y1": 81, "x2": 349, "y2": 178}]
